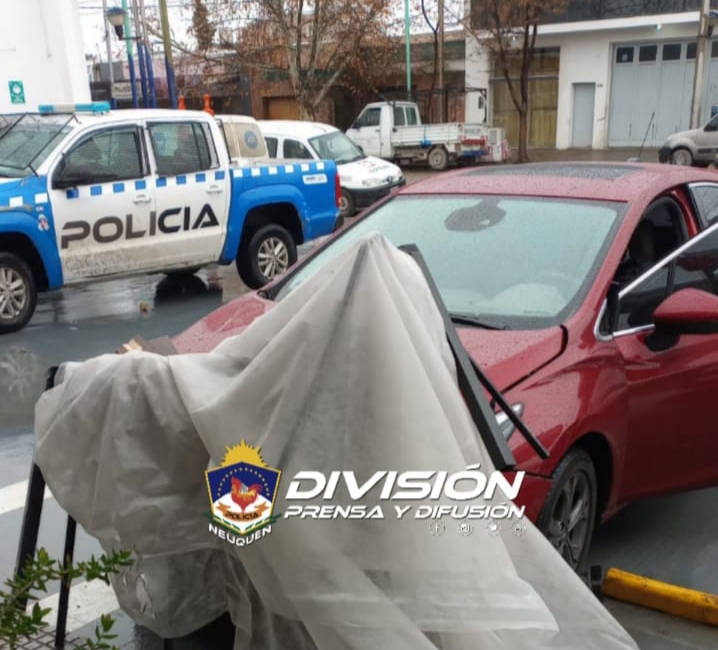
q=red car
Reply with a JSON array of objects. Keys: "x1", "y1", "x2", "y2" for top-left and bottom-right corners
[{"x1": 172, "y1": 162, "x2": 718, "y2": 570}]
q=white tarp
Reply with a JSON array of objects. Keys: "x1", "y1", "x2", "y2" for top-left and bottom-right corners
[{"x1": 34, "y1": 233, "x2": 639, "y2": 650}]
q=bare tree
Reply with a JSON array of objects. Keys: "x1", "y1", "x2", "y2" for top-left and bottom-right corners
[
  {"x1": 192, "y1": 0, "x2": 396, "y2": 120},
  {"x1": 466, "y1": 0, "x2": 566, "y2": 162}
]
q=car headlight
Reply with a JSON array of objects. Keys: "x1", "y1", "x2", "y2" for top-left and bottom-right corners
[
  {"x1": 495, "y1": 403, "x2": 524, "y2": 440},
  {"x1": 361, "y1": 178, "x2": 384, "y2": 187}
]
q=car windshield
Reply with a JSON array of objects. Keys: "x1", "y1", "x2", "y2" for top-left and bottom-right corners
[
  {"x1": 274, "y1": 195, "x2": 624, "y2": 329},
  {"x1": 0, "y1": 113, "x2": 73, "y2": 177},
  {"x1": 308, "y1": 131, "x2": 364, "y2": 164}
]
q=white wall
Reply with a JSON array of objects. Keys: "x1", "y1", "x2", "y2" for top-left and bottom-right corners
[
  {"x1": 465, "y1": 16, "x2": 701, "y2": 149},
  {"x1": 0, "y1": 0, "x2": 90, "y2": 113}
]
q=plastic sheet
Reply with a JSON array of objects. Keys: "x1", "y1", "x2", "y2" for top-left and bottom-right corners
[{"x1": 34, "y1": 233, "x2": 639, "y2": 649}]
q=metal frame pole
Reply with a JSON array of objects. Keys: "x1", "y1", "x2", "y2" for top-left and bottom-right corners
[
  {"x1": 404, "y1": 0, "x2": 412, "y2": 100},
  {"x1": 139, "y1": 0, "x2": 157, "y2": 108},
  {"x1": 131, "y1": 0, "x2": 149, "y2": 107},
  {"x1": 159, "y1": 0, "x2": 178, "y2": 108},
  {"x1": 101, "y1": 0, "x2": 115, "y2": 107},
  {"x1": 121, "y1": 0, "x2": 139, "y2": 108}
]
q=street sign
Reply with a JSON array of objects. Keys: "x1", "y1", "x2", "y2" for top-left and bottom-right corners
[
  {"x1": 112, "y1": 81, "x2": 138, "y2": 100},
  {"x1": 8, "y1": 81, "x2": 25, "y2": 105}
]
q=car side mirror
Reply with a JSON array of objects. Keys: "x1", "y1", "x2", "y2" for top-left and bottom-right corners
[
  {"x1": 351, "y1": 122, "x2": 361, "y2": 130},
  {"x1": 647, "y1": 287, "x2": 718, "y2": 351}
]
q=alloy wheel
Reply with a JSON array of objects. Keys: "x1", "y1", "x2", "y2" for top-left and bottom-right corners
[
  {"x1": 0, "y1": 267, "x2": 27, "y2": 321},
  {"x1": 257, "y1": 237, "x2": 290, "y2": 279},
  {"x1": 545, "y1": 470, "x2": 592, "y2": 569}
]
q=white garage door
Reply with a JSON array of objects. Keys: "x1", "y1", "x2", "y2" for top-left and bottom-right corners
[{"x1": 608, "y1": 40, "x2": 718, "y2": 147}]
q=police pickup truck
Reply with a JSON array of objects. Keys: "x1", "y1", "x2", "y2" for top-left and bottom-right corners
[{"x1": 0, "y1": 102, "x2": 340, "y2": 333}]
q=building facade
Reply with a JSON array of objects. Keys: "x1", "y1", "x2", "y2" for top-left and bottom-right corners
[
  {"x1": 465, "y1": 0, "x2": 718, "y2": 149},
  {"x1": 0, "y1": 0, "x2": 90, "y2": 113}
]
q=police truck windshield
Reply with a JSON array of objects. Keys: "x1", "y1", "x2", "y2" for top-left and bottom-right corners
[{"x1": 0, "y1": 113, "x2": 73, "y2": 177}]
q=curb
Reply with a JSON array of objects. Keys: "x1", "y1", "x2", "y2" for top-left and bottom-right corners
[{"x1": 601, "y1": 567, "x2": 718, "y2": 627}]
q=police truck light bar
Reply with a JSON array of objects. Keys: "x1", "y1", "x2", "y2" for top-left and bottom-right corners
[{"x1": 38, "y1": 102, "x2": 112, "y2": 115}]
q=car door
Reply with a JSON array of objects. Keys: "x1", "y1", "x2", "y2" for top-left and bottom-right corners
[
  {"x1": 145, "y1": 119, "x2": 230, "y2": 267},
  {"x1": 611, "y1": 219, "x2": 718, "y2": 501},
  {"x1": 347, "y1": 107, "x2": 382, "y2": 157},
  {"x1": 48, "y1": 124, "x2": 155, "y2": 282},
  {"x1": 693, "y1": 114, "x2": 718, "y2": 163}
]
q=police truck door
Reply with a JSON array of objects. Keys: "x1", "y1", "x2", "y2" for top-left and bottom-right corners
[
  {"x1": 145, "y1": 119, "x2": 230, "y2": 267},
  {"x1": 48, "y1": 124, "x2": 157, "y2": 282}
]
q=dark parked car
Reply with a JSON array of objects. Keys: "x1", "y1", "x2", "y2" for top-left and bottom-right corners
[{"x1": 171, "y1": 162, "x2": 718, "y2": 569}]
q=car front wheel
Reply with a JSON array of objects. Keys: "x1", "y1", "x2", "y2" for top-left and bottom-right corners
[
  {"x1": 670, "y1": 147, "x2": 693, "y2": 166},
  {"x1": 536, "y1": 448, "x2": 597, "y2": 572}
]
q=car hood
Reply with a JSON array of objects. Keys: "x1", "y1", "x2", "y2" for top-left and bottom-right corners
[
  {"x1": 663, "y1": 127, "x2": 703, "y2": 146},
  {"x1": 338, "y1": 156, "x2": 402, "y2": 184},
  {"x1": 457, "y1": 326, "x2": 566, "y2": 392},
  {"x1": 173, "y1": 295, "x2": 566, "y2": 392}
]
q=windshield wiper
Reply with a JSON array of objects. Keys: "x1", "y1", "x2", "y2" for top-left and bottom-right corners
[{"x1": 449, "y1": 313, "x2": 510, "y2": 330}]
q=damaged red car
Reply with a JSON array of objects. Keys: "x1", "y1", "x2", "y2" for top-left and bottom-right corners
[{"x1": 172, "y1": 162, "x2": 718, "y2": 570}]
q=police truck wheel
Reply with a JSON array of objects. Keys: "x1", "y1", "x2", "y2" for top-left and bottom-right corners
[
  {"x1": 536, "y1": 448, "x2": 597, "y2": 573},
  {"x1": 0, "y1": 253, "x2": 37, "y2": 334},
  {"x1": 237, "y1": 224, "x2": 297, "y2": 289},
  {"x1": 428, "y1": 146, "x2": 449, "y2": 171}
]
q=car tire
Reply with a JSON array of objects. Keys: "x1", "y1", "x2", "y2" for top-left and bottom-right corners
[
  {"x1": 237, "y1": 224, "x2": 297, "y2": 290},
  {"x1": 338, "y1": 189, "x2": 356, "y2": 220},
  {"x1": 536, "y1": 448, "x2": 598, "y2": 573},
  {"x1": 428, "y1": 146, "x2": 449, "y2": 171},
  {"x1": 0, "y1": 252, "x2": 37, "y2": 335},
  {"x1": 670, "y1": 147, "x2": 694, "y2": 166}
]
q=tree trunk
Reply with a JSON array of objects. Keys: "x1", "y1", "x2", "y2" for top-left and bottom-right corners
[
  {"x1": 298, "y1": 98, "x2": 316, "y2": 121},
  {"x1": 518, "y1": 107, "x2": 530, "y2": 163}
]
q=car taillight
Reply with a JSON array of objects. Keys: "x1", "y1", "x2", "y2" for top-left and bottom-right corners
[{"x1": 335, "y1": 172, "x2": 341, "y2": 208}]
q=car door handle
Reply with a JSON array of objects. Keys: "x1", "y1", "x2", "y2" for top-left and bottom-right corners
[
  {"x1": 132, "y1": 193, "x2": 152, "y2": 204},
  {"x1": 206, "y1": 184, "x2": 223, "y2": 194}
]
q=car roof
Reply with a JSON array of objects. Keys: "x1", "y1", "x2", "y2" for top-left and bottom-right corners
[
  {"x1": 400, "y1": 162, "x2": 718, "y2": 203},
  {"x1": 66, "y1": 109, "x2": 213, "y2": 125},
  {"x1": 257, "y1": 120, "x2": 339, "y2": 137}
]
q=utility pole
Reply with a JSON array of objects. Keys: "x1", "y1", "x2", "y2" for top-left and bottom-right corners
[
  {"x1": 101, "y1": 0, "x2": 115, "y2": 104},
  {"x1": 158, "y1": 0, "x2": 178, "y2": 108},
  {"x1": 438, "y1": 0, "x2": 445, "y2": 122},
  {"x1": 404, "y1": 0, "x2": 412, "y2": 100},
  {"x1": 690, "y1": 0, "x2": 711, "y2": 129}
]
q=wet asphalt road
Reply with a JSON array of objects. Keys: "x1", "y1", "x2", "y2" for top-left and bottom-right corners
[{"x1": 0, "y1": 169, "x2": 717, "y2": 647}]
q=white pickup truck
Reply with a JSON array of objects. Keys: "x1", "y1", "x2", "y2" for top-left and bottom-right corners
[
  {"x1": 345, "y1": 101, "x2": 511, "y2": 171},
  {"x1": 0, "y1": 102, "x2": 339, "y2": 333}
]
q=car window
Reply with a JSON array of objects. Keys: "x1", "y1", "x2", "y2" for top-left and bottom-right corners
[
  {"x1": 265, "y1": 136, "x2": 278, "y2": 158},
  {"x1": 283, "y1": 138, "x2": 313, "y2": 159},
  {"x1": 54, "y1": 126, "x2": 144, "y2": 186},
  {"x1": 148, "y1": 121, "x2": 217, "y2": 176},
  {"x1": 360, "y1": 108, "x2": 381, "y2": 128},
  {"x1": 613, "y1": 220, "x2": 718, "y2": 334},
  {"x1": 613, "y1": 198, "x2": 687, "y2": 291},
  {"x1": 705, "y1": 114, "x2": 718, "y2": 132},
  {"x1": 393, "y1": 107, "x2": 405, "y2": 126},
  {"x1": 406, "y1": 107, "x2": 419, "y2": 125},
  {"x1": 689, "y1": 183, "x2": 718, "y2": 227},
  {"x1": 273, "y1": 195, "x2": 624, "y2": 330}
]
